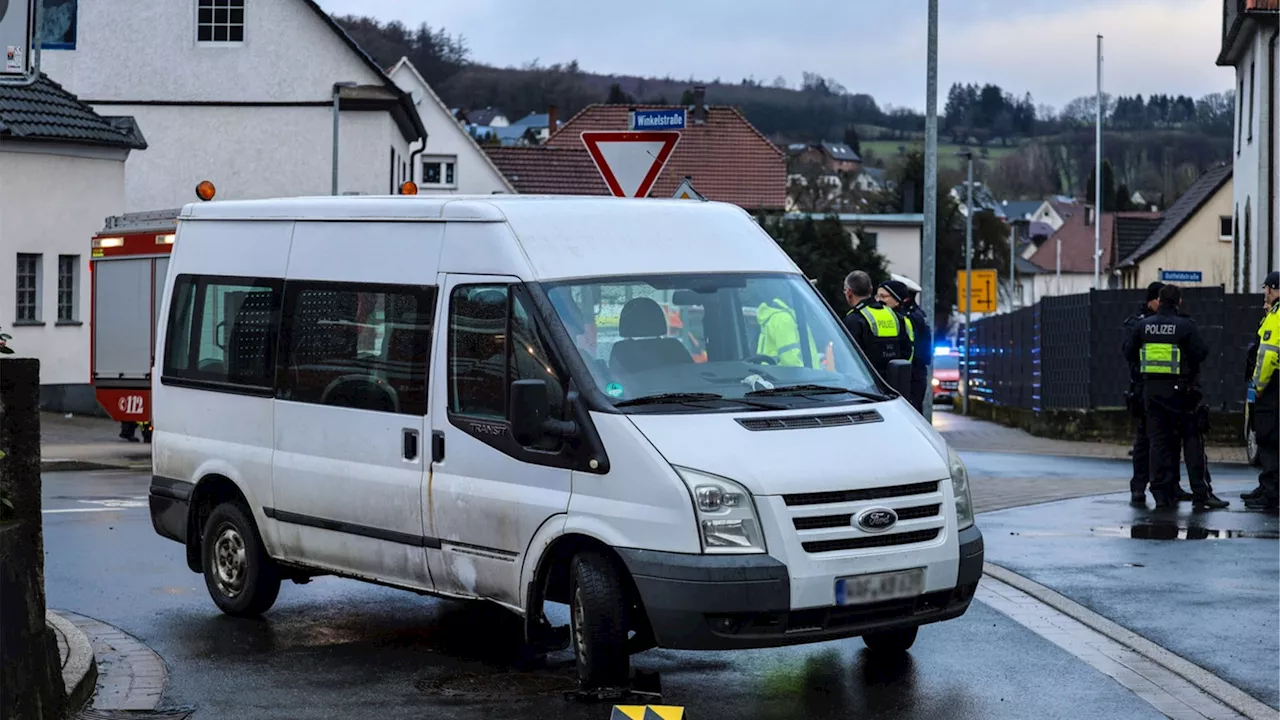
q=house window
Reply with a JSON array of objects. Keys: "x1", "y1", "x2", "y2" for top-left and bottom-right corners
[
  {"x1": 859, "y1": 231, "x2": 879, "y2": 250},
  {"x1": 1238, "y1": 76, "x2": 1245, "y2": 154},
  {"x1": 40, "y1": 0, "x2": 78, "y2": 50},
  {"x1": 16, "y1": 254, "x2": 42, "y2": 323},
  {"x1": 1248, "y1": 62, "x2": 1255, "y2": 144},
  {"x1": 1220, "y1": 216, "x2": 1233, "y2": 241},
  {"x1": 197, "y1": 0, "x2": 245, "y2": 43},
  {"x1": 57, "y1": 255, "x2": 79, "y2": 322},
  {"x1": 423, "y1": 156, "x2": 457, "y2": 188}
]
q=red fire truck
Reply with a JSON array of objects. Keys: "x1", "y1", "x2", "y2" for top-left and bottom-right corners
[{"x1": 89, "y1": 208, "x2": 181, "y2": 442}]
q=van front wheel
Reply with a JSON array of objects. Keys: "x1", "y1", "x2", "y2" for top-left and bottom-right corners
[
  {"x1": 202, "y1": 502, "x2": 281, "y2": 617},
  {"x1": 570, "y1": 552, "x2": 630, "y2": 688},
  {"x1": 862, "y1": 626, "x2": 918, "y2": 654}
]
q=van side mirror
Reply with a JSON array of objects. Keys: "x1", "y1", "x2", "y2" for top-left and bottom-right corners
[
  {"x1": 886, "y1": 359, "x2": 913, "y2": 399},
  {"x1": 511, "y1": 379, "x2": 578, "y2": 446}
]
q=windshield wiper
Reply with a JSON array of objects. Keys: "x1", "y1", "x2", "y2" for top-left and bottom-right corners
[
  {"x1": 613, "y1": 392, "x2": 726, "y2": 407},
  {"x1": 613, "y1": 392, "x2": 787, "y2": 410},
  {"x1": 746, "y1": 384, "x2": 890, "y2": 402}
]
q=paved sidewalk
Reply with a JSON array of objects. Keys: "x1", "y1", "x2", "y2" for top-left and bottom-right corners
[
  {"x1": 60, "y1": 610, "x2": 168, "y2": 713},
  {"x1": 41, "y1": 413, "x2": 151, "y2": 472},
  {"x1": 934, "y1": 409, "x2": 1250, "y2": 464}
]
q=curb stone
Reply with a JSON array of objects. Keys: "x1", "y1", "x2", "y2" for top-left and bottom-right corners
[
  {"x1": 48, "y1": 611, "x2": 98, "y2": 716},
  {"x1": 983, "y1": 563, "x2": 1277, "y2": 720}
]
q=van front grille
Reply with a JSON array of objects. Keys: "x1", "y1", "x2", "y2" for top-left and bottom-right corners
[
  {"x1": 792, "y1": 503, "x2": 940, "y2": 531},
  {"x1": 783, "y1": 481, "x2": 939, "y2": 507},
  {"x1": 801, "y1": 528, "x2": 940, "y2": 554}
]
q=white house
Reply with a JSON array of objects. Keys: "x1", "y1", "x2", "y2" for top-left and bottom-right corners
[
  {"x1": 1217, "y1": 0, "x2": 1278, "y2": 291},
  {"x1": 789, "y1": 213, "x2": 925, "y2": 282},
  {"x1": 386, "y1": 58, "x2": 513, "y2": 195},
  {"x1": 1, "y1": 76, "x2": 144, "y2": 411},
  {"x1": 39, "y1": 0, "x2": 426, "y2": 212}
]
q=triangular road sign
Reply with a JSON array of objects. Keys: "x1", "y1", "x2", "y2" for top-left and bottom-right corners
[
  {"x1": 671, "y1": 177, "x2": 705, "y2": 201},
  {"x1": 582, "y1": 131, "x2": 681, "y2": 198}
]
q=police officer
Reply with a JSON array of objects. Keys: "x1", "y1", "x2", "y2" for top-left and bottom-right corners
[
  {"x1": 877, "y1": 280, "x2": 931, "y2": 412},
  {"x1": 1127, "y1": 284, "x2": 1224, "y2": 509},
  {"x1": 1244, "y1": 271, "x2": 1280, "y2": 511},
  {"x1": 843, "y1": 271, "x2": 912, "y2": 377},
  {"x1": 1123, "y1": 282, "x2": 1193, "y2": 505}
]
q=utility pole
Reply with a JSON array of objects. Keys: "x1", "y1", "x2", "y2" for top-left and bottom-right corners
[
  {"x1": 1009, "y1": 222, "x2": 1017, "y2": 310},
  {"x1": 922, "y1": 0, "x2": 939, "y2": 423},
  {"x1": 1094, "y1": 35, "x2": 1103, "y2": 289},
  {"x1": 959, "y1": 149, "x2": 974, "y2": 416}
]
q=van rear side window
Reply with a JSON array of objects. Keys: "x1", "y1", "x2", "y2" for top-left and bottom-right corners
[
  {"x1": 163, "y1": 274, "x2": 282, "y2": 392},
  {"x1": 276, "y1": 282, "x2": 436, "y2": 416}
]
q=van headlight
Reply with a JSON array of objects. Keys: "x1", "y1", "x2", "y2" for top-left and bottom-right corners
[
  {"x1": 675, "y1": 467, "x2": 766, "y2": 554},
  {"x1": 948, "y1": 446, "x2": 974, "y2": 530}
]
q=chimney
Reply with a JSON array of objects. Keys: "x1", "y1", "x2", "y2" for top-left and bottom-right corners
[
  {"x1": 547, "y1": 105, "x2": 558, "y2": 136},
  {"x1": 903, "y1": 182, "x2": 917, "y2": 214},
  {"x1": 691, "y1": 85, "x2": 708, "y2": 124}
]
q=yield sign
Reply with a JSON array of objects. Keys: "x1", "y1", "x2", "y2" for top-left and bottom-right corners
[{"x1": 581, "y1": 131, "x2": 681, "y2": 198}]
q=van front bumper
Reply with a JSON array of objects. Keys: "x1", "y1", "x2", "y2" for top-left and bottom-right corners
[{"x1": 617, "y1": 524, "x2": 984, "y2": 651}]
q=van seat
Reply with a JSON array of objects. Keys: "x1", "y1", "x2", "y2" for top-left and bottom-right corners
[{"x1": 609, "y1": 298, "x2": 692, "y2": 375}]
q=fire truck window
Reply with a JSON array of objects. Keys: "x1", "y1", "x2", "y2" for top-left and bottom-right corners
[
  {"x1": 162, "y1": 275, "x2": 282, "y2": 390},
  {"x1": 277, "y1": 282, "x2": 435, "y2": 416}
]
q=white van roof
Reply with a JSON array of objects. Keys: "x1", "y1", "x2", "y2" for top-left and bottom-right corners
[{"x1": 178, "y1": 195, "x2": 800, "y2": 282}]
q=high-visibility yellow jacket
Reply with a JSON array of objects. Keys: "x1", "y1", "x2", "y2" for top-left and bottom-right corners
[
  {"x1": 1253, "y1": 303, "x2": 1280, "y2": 393},
  {"x1": 757, "y1": 300, "x2": 821, "y2": 368}
]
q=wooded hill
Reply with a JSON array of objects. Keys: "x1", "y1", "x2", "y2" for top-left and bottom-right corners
[{"x1": 336, "y1": 14, "x2": 1236, "y2": 203}]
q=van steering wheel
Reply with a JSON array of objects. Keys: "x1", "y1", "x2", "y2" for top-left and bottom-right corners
[{"x1": 743, "y1": 354, "x2": 778, "y2": 366}]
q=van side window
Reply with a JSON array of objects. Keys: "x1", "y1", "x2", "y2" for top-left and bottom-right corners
[
  {"x1": 448, "y1": 285, "x2": 509, "y2": 420},
  {"x1": 163, "y1": 274, "x2": 282, "y2": 392},
  {"x1": 277, "y1": 282, "x2": 435, "y2": 415},
  {"x1": 448, "y1": 284, "x2": 566, "y2": 448}
]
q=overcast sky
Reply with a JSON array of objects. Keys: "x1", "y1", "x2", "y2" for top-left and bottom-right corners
[{"x1": 316, "y1": 0, "x2": 1233, "y2": 111}]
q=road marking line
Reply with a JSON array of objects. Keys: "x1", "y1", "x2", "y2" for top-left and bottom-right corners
[
  {"x1": 43, "y1": 507, "x2": 132, "y2": 514},
  {"x1": 979, "y1": 564, "x2": 1274, "y2": 720}
]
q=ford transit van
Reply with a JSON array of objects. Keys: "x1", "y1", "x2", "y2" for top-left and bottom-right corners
[{"x1": 148, "y1": 195, "x2": 983, "y2": 687}]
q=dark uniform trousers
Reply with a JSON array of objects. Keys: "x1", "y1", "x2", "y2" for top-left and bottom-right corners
[
  {"x1": 1255, "y1": 384, "x2": 1280, "y2": 500},
  {"x1": 1145, "y1": 391, "x2": 1211, "y2": 501},
  {"x1": 1130, "y1": 409, "x2": 1151, "y2": 495}
]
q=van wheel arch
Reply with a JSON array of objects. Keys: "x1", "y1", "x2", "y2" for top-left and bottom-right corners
[
  {"x1": 185, "y1": 475, "x2": 252, "y2": 574},
  {"x1": 526, "y1": 534, "x2": 655, "y2": 655}
]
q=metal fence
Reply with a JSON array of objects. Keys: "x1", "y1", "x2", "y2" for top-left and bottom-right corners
[{"x1": 966, "y1": 288, "x2": 1265, "y2": 412}]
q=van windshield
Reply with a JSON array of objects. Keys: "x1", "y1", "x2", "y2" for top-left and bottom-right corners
[{"x1": 542, "y1": 273, "x2": 885, "y2": 411}]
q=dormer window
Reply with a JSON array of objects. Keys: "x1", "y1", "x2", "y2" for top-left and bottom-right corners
[{"x1": 197, "y1": 0, "x2": 245, "y2": 44}]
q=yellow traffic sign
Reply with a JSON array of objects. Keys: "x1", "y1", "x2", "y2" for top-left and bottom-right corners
[
  {"x1": 957, "y1": 269, "x2": 997, "y2": 313},
  {"x1": 671, "y1": 177, "x2": 704, "y2": 201},
  {"x1": 611, "y1": 705, "x2": 685, "y2": 720}
]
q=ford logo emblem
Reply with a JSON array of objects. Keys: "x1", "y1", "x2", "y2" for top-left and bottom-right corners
[{"x1": 857, "y1": 508, "x2": 898, "y2": 532}]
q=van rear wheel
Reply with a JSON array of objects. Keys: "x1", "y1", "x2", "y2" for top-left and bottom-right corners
[
  {"x1": 862, "y1": 626, "x2": 918, "y2": 654},
  {"x1": 202, "y1": 502, "x2": 281, "y2": 617},
  {"x1": 569, "y1": 552, "x2": 630, "y2": 688}
]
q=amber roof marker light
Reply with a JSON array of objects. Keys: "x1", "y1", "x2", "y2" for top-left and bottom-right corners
[
  {"x1": 399, "y1": 181, "x2": 418, "y2": 195},
  {"x1": 196, "y1": 181, "x2": 216, "y2": 201}
]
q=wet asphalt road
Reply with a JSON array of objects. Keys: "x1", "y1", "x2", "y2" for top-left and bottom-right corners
[
  {"x1": 39, "y1": 455, "x2": 1257, "y2": 720},
  {"x1": 978, "y1": 472, "x2": 1280, "y2": 710}
]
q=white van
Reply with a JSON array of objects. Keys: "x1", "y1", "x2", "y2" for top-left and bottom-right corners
[{"x1": 148, "y1": 195, "x2": 983, "y2": 687}]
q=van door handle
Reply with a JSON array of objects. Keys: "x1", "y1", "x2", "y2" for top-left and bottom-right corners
[
  {"x1": 403, "y1": 429, "x2": 420, "y2": 461},
  {"x1": 432, "y1": 431, "x2": 445, "y2": 463}
]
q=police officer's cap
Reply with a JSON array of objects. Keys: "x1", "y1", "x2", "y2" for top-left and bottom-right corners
[
  {"x1": 1264, "y1": 271, "x2": 1280, "y2": 289},
  {"x1": 879, "y1": 280, "x2": 909, "y2": 304}
]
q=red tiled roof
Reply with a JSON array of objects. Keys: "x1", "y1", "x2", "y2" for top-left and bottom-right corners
[
  {"x1": 520, "y1": 104, "x2": 786, "y2": 210},
  {"x1": 485, "y1": 146, "x2": 609, "y2": 195},
  {"x1": 1028, "y1": 208, "x2": 1161, "y2": 274}
]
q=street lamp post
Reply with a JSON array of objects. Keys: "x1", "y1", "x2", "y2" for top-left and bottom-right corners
[
  {"x1": 921, "y1": 0, "x2": 939, "y2": 423},
  {"x1": 958, "y1": 149, "x2": 975, "y2": 416},
  {"x1": 332, "y1": 82, "x2": 358, "y2": 196}
]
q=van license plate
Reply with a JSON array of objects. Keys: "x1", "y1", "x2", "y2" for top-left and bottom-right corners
[{"x1": 835, "y1": 569, "x2": 924, "y2": 606}]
